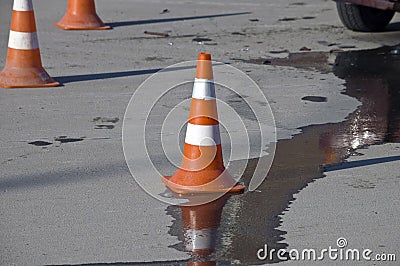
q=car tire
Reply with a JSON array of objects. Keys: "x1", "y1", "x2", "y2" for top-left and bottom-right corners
[{"x1": 336, "y1": 2, "x2": 395, "y2": 32}]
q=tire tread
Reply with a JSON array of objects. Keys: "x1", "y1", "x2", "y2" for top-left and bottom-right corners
[{"x1": 336, "y1": 2, "x2": 395, "y2": 32}]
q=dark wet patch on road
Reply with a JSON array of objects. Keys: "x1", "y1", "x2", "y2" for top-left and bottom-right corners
[
  {"x1": 278, "y1": 17, "x2": 298, "y2": 22},
  {"x1": 338, "y1": 44, "x2": 357, "y2": 49},
  {"x1": 192, "y1": 37, "x2": 215, "y2": 45},
  {"x1": 145, "y1": 56, "x2": 172, "y2": 62},
  {"x1": 92, "y1": 117, "x2": 119, "y2": 130},
  {"x1": 165, "y1": 44, "x2": 400, "y2": 265},
  {"x1": 28, "y1": 140, "x2": 52, "y2": 147},
  {"x1": 240, "y1": 51, "x2": 334, "y2": 73},
  {"x1": 317, "y1": 40, "x2": 338, "y2": 47},
  {"x1": 289, "y1": 2, "x2": 306, "y2": 6},
  {"x1": 92, "y1": 117, "x2": 119, "y2": 123},
  {"x1": 278, "y1": 16, "x2": 315, "y2": 21},
  {"x1": 192, "y1": 37, "x2": 213, "y2": 42},
  {"x1": 54, "y1": 136, "x2": 85, "y2": 144},
  {"x1": 301, "y1": 95, "x2": 327, "y2": 102},
  {"x1": 269, "y1": 49, "x2": 289, "y2": 54},
  {"x1": 27, "y1": 136, "x2": 111, "y2": 147},
  {"x1": 94, "y1": 125, "x2": 115, "y2": 129},
  {"x1": 232, "y1": 32, "x2": 246, "y2": 36}
]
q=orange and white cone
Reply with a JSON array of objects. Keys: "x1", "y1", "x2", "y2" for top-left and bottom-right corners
[
  {"x1": 55, "y1": 0, "x2": 110, "y2": 30},
  {"x1": 0, "y1": 0, "x2": 59, "y2": 88},
  {"x1": 163, "y1": 52, "x2": 244, "y2": 194}
]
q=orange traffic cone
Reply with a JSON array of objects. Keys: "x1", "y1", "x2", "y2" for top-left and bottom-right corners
[
  {"x1": 55, "y1": 0, "x2": 110, "y2": 30},
  {"x1": 0, "y1": 0, "x2": 59, "y2": 88},
  {"x1": 163, "y1": 52, "x2": 244, "y2": 194}
]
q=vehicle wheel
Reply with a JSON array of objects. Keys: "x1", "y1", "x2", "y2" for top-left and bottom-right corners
[{"x1": 336, "y1": 2, "x2": 395, "y2": 32}]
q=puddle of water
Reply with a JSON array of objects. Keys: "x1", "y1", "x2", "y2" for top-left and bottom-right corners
[
  {"x1": 54, "y1": 136, "x2": 85, "y2": 143},
  {"x1": 28, "y1": 140, "x2": 52, "y2": 147},
  {"x1": 165, "y1": 45, "x2": 400, "y2": 265},
  {"x1": 243, "y1": 51, "x2": 333, "y2": 73},
  {"x1": 301, "y1": 95, "x2": 327, "y2": 102},
  {"x1": 28, "y1": 136, "x2": 109, "y2": 146},
  {"x1": 92, "y1": 117, "x2": 120, "y2": 123},
  {"x1": 94, "y1": 124, "x2": 115, "y2": 129},
  {"x1": 192, "y1": 37, "x2": 213, "y2": 42}
]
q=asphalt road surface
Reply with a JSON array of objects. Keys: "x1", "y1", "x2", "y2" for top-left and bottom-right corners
[{"x1": 0, "y1": 0, "x2": 399, "y2": 265}]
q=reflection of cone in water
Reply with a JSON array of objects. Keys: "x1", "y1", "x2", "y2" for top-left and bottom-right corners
[
  {"x1": 323, "y1": 147, "x2": 338, "y2": 165},
  {"x1": 181, "y1": 195, "x2": 229, "y2": 263},
  {"x1": 55, "y1": 0, "x2": 110, "y2": 30},
  {"x1": 319, "y1": 132, "x2": 340, "y2": 165},
  {"x1": 0, "y1": 0, "x2": 59, "y2": 88},
  {"x1": 163, "y1": 52, "x2": 244, "y2": 194},
  {"x1": 390, "y1": 121, "x2": 400, "y2": 142},
  {"x1": 188, "y1": 262, "x2": 215, "y2": 266}
]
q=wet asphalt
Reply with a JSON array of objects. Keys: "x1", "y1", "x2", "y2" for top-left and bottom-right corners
[{"x1": 165, "y1": 45, "x2": 400, "y2": 265}]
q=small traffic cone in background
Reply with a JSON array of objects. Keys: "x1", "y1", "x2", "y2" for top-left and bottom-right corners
[
  {"x1": 163, "y1": 52, "x2": 245, "y2": 194},
  {"x1": 181, "y1": 195, "x2": 229, "y2": 262},
  {"x1": 0, "y1": 0, "x2": 59, "y2": 88},
  {"x1": 55, "y1": 0, "x2": 110, "y2": 30}
]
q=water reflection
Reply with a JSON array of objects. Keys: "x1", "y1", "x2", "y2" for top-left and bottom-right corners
[
  {"x1": 167, "y1": 194, "x2": 233, "y2": 265},
  {"x1": 334, "y1": 46, "x2": 400, "y2": 144},
  {"x1": 167, "y1": 45, "x2": 400, "y2": 265}
]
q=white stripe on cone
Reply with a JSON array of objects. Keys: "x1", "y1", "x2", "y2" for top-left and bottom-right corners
[
  {"x1": 13, "y1": 0, "x2": 33, "y2": 11},
  {"x1": 192, "y1": 78, "x2": 216, "y2": 100},
  {"x1": 184, "y1": 228, "x2": 218, "y2": 251},
  {"x1": 8, "y1": 30, "x2": 38, "y2": 50},
  {"x1": 185, "y1": 123, "x2": 221, "y2": 146}
]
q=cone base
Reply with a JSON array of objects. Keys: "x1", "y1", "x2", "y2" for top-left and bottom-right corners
[
  {"x1": 162, "y1": 170, "x2": 245, "y2": 194},
  {"x1": 1, "y1": 81, "x2": 60, "y2": 89},
  {"x1": 0, "y1": 67, "x2": 60, "y2": 89},
  {"x1": 54, "y1": 13, "x2": 110, "y2": 31},
  {"x1": 54, "y1": 22, "x2": 110, "y2": 30}
]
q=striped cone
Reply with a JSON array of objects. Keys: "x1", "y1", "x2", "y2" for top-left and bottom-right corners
[
  {"x1": 55, "y1": 0, "x2": 110, "y2": 30},
  {"x1": 0, "y1": 0, "x2": 59, "y2": 88},
  {"x1": 163, "y1": 52, "x2": 244, "y2": 194}
]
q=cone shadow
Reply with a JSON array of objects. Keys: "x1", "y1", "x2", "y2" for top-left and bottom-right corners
[
  {"x1": 324, "y1": 155, "x2": 400, "y2": 172},
  {"x1": 54, "y1": 64, "x2": 204, "y2": 84},
  {"x1": 54, "y1": 68, "x2": 162, "y2": 84},
  {"x1": 106, "y1": 12, "x2": 251, "y2": 28}
]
